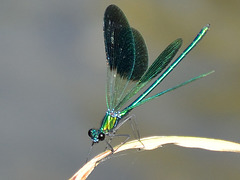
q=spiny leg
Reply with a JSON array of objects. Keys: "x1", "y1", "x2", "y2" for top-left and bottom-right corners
[
  {"x1": 101, "y1": 115, "x2": 145, "y2": 162},
  {"x1": 99, "y1": 134, "x2": 130, "y2": 163},
  {"x1": 127, "y1": 114, "x2": 145, "y2": 149},
  {"x1": 113, "y1": 114, "x2": 145, "y2": 149}
]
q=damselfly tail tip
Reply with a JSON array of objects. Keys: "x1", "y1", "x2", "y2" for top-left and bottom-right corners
[{"x1": 204, "y1": 24, "x2": 210, "y2": 31}]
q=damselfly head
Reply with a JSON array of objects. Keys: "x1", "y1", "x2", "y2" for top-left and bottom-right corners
[{"x1": 88, "y1": 128, "x2": 105, "y2": 143}]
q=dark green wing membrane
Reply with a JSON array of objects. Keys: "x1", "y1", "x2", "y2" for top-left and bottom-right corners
[
  {"x1": 131, "y1": 28, "x2": 148, "y2": 81},
  {"x1": 104, "y1": 5, "x2": 149, "y2": 110},
  {"x1": 139, "y1": 38, "x2": 182, "y2": 84},
  {"x1": 104, "y1": 5, "x2": 182, "y2": 110},
  {"x1": 115, "y1": 38, "x2": 182, "y2": 110},
  {"x1": 104, "y1": 5, "x2": 135, "y2": 79}
]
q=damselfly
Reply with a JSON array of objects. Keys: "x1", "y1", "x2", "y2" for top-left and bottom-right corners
[{"x1": 88, "y1": 4, "x2": 211, "y2": 149}]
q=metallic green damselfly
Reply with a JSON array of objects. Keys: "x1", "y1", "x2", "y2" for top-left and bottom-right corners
[{"x1": 88, "y1": 4, "x2": 211, "y2": 148}]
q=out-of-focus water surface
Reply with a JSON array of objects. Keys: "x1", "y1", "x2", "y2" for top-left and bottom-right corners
[{"x1": 1, "y1": 0, "x2": 240, "y2": 180}]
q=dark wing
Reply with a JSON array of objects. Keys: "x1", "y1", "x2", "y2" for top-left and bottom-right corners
[
  {"x1": 104, "y1": 5, "x2": 148, "y2": 110},
  {"x1": 115, "y1": 38, "x2": 182, "y2": 110}
]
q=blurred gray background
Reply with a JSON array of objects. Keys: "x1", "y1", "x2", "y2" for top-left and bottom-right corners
[{"x1": 1, "y1": 0, "x2": 240, "y2": 179}]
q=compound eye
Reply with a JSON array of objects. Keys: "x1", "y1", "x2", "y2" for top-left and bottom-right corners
[
  {"x1": 98, "y1": 132, "x2": 105, "y2": 141},
  {"x1": 88, "y1": 129, "x2": 93, "y2": 137}
]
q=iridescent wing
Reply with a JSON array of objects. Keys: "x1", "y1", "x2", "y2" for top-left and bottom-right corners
[
  {"x1": 104, "y1": 5, "x2": 148, "y2": 110},
  {"x1": 115, "y1": 38, "x2": 182, "y2": 110}
]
